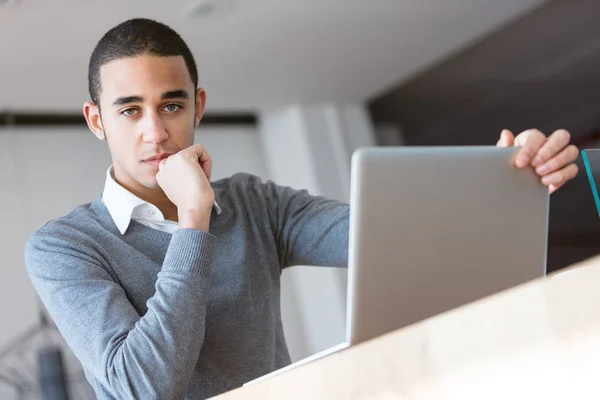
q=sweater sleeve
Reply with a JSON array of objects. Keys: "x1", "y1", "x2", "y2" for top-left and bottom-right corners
[
  {"x1": 25, "y1": 224, "x2": 216, "y2": 400},
  {"x1": 260, "y1": 178, "x2": 350, "y2": 269}
]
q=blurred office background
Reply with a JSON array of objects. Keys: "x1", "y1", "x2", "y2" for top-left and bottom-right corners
[{"x1": 1, "y1": 0, "x2": 599, "y2": 398}]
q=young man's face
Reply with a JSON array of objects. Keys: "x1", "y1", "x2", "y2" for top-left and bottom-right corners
[{"x1": 84, "y1": 54, "x2": 205, "y2": 191}]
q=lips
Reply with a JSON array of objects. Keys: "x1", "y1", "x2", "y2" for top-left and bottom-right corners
[
  {"x1": 144, "y1": 154, "x2": 171, "y2": 162},
  {"x1": 142, "y1": 153, "x2": 173, "y2": 168}
]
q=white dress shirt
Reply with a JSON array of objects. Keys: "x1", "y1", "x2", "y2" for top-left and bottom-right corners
[{"x1": 101, "y1": 166, "x2": 222, "y2": 235}]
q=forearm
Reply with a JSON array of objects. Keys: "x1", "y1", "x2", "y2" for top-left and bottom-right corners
[
  {"x1": 26, "y1": 228, "x2": 216, "y2": 400},
  {"x1": 104, "y1": 229, "x2": 215, "y2": 399}
]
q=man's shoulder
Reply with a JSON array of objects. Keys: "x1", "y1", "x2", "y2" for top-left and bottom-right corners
[
  {"x1": 212, "y1": 172, "x2": 269, "y2": 200},
  {"x1": 24, "y1": 199, "x2": 112, "y2": 281},
  {"x1": 27, "y1": 199, "x2": 107, "y2": 249},
  {"x1": 212, "y1": 172, "x2": 264, "y2": 189},
  {"x1": 213, "y1": 172, "x2": 298, "y2": 195},
  {"x1": 212, "y1": 172, "x2": 323, "y2": 207}
]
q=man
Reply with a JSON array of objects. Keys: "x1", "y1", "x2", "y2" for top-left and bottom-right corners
[{"x1": 25, "y1": 18, "x2": 579, "y2": 400}]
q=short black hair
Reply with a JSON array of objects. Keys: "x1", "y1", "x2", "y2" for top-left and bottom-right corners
[{"x1": 88, "y1": 18, "x2": 198, "y2": 105}]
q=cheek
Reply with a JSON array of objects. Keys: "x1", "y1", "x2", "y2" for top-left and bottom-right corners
[
  {"x1": 165, "y1": 120, "x2": 195, "y2": 149},
  {"x1": 105, "y1": 128, "x2": 140, "y2": 161},
  {"x1": 106, "y1": 137, "x2": 130, "y2": 162}
]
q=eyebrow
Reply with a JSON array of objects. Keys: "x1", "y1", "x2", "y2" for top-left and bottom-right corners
[
  {"x1": 162, "y1": 90, "x2": 190, "y2": 100},
  {"x1": 112, "y1": 90, "x2": 190, "y2": 107},
  {"x1": 112, "y1": 95, "x2": 143, "y2": 107}
]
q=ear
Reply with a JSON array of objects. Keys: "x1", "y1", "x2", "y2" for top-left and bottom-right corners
[
  {"x1": 83, "y1": 101, "x2": 105, "y2": 141},
  {"x1": 194, "y1": 87, "x2": 207, "y2": 128}
]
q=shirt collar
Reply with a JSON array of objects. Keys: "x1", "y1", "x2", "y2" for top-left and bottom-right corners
[{"x1": 102, "y1": 166, "x2": 222, "y2": 235}]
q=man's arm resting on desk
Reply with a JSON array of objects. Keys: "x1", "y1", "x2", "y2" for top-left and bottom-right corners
[{"x1": 25, "y1": 224, "x2": 216, "y2": 400}]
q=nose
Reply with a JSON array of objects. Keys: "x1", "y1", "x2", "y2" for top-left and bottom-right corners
[{"x1": 141, "y1": 112, "x2": 169, "y2": 144}]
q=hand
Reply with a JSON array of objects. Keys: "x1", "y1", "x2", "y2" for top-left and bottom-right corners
[
  {"x1": 497, "y1": 129, "x2": 579, "y2": 194},
  {"x1": 156, "y1": 144, "x2": 215, "y2": 231}
]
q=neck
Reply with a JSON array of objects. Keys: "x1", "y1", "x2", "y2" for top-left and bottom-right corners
[{"x1": 144, "y1": 191, "x2": 179, "y2": 222}]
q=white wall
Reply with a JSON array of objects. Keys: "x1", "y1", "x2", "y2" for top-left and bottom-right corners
[
  {"x1": 0, "y1": 125, "x2": 268, "y2": 397},
  {"x1": 259, "y1": 103, "x2": 377, "y2": 361}
]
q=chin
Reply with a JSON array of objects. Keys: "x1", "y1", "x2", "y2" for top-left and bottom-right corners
[
  {"x1": 147, "y1": 180, "x2": 162, "y2": 190},
  {"x1": 139, "y1": 174, "x2": 161, "y2": 190}
]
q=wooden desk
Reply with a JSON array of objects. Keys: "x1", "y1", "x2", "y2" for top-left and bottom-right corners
[{"x1": 213, "y1": 256, "x2": 600, "y2": 399}]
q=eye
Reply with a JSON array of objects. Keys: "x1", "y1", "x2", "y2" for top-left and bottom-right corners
[
  {"x1": 121, "y1": 108, "x2": 138, "y2": 116},
  {"x1": 163, "y1": 104, "x2": 182, "y2": 113}
]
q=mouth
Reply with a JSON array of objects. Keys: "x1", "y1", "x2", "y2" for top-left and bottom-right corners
[{"x1": 142, "y1": 153, "x2": 173, "y2": 168}]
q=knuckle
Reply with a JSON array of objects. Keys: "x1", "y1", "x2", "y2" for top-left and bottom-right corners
[
  {"x1": 523, "y1": 146, "x2": 537, "y2": 157},
  {"x1": 517, "y1": 129, "x2": 531, "y2": 141},
  {"x1": 538, "y1": 147, "x2": 552, "y2": 160},
  {"x1": 525, "y1": 129, "x2": 545, "y2": 141},
  {"x1": 534, "y1": 129, "x2": 545, "y2": 137}
]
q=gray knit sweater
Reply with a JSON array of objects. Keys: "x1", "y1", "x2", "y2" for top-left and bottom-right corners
[{"x1": 25, "y1": 173, "x2": 349, "y2": 400}]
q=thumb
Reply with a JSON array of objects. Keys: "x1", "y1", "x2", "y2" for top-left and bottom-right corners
[{"x1": 497, "y1": 129, "x2": 515, "y2": 147}]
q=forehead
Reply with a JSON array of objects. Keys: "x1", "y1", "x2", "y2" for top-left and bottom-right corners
[{"x1": 99, "y1": 54, "x2": 194, "y2": 100}]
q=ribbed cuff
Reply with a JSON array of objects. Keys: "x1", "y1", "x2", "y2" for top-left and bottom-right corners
[{"x1": 162, "y1": 229, "x2": 216, "y2": 277}]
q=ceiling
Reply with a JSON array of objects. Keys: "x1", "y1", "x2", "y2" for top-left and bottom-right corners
[
  {"x1": 369, "y1": 0, "x2": 600, "y2": 271},
  {"x1": 0, "y1": 0, "x2": 547, "y2": 113}
]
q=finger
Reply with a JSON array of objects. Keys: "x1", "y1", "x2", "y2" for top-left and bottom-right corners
[
  {"x1": 187, "y1": 144, "x2": 212, "y2": 180},
  {"x1": 158, "y1": 157, "x2": 168, "y2": 170},
  {"x1": 541, "y1": 163, "x2": 579, "y2": 190},
  {"x1": 514, "y1": 129, "x2": 546, "y2": 168},
  {"x1": 199, "y1": 150, "x2": 212, "y2": 180},
  {"x1": 156, "y1": 162, "x2": 164, "y2": 184},
  {"x1": 187, "y1": 143, "x2": 206, "y2": 158},
  {"x1": 549, "y1": 183, "x2": 563, "y2": 195},
  {"x1": 496, "y1": 129, "x2": 515, "y2": 147},
  {"x1": 535, "y1": 144, "x2": 579, "y2": 176},
  {"x1": 531, "y1": 129, "x2": 571, "y2": 168}
]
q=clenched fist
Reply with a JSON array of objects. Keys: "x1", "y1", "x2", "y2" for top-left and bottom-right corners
[{"x1": 156, "y1": 144, "x2": 215, "y2": 231}]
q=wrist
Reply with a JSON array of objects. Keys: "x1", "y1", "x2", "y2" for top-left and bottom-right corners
[{"x1": 178, "y1": 207, "x2": 211, "y2": 232}]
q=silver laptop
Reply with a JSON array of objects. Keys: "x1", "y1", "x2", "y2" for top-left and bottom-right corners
[{"x1": 245, "y1": 146, "x2": 549, "y2": 386}]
